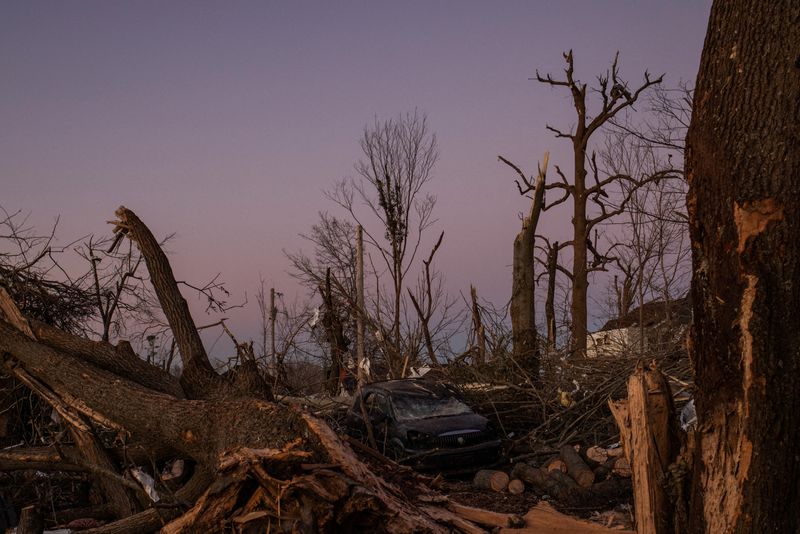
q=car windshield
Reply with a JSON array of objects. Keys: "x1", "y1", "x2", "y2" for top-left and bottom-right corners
[{"x1": 391, "y1": 394, "x2": 473, "y2": 421}]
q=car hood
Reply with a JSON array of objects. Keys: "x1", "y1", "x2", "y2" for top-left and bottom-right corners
[{"x1": 397, "y1": 413, "x2": 491, "y2": 436}]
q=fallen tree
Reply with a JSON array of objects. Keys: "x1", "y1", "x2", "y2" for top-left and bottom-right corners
[
  {"x1": 0, "y1": 207, "x2": 454, "y2": 533},
  {"x1": 0, "y1": 207, "x2": 644, "y2": 533}
]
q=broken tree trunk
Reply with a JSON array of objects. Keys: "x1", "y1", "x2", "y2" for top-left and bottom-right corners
[
  {"x1": 609, "y1": 362, "x2": 678, "y2": 534},
  {"x1": 320, "y1": 268, "x2": 347, "y2": 396},
  {"x1": 111, "y1": 207, "x2": 222, "y2": 399},
  {"x1": 502, "y1": 152, "x2": 548, "y2": 373},
  {"x1": 544, "y1": 241, "x2": 558, "y2": 352},
  {"x1": 469, "y1": 285, "x2": 486, "y2": 365}
]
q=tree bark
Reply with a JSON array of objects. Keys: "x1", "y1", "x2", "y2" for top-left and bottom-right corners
[
  {"x1": 470, "y1": 285, "x2": 486, "y2": 365},
  {"x1": 509, "y1": 153, "x2": 548, "y2": 372},
  {"x1": 545, "y1": 242, "x2": 558, "y2": 352},
  {"x1": 473, "y1": 469, "x2": 510, "y2": 492},
  {"x1": 320, "y1": 268, "x2": 347, "y2": 395},
  {"x1": 112, "y1": 207, "x2": 223, "y2": 399},
  {"x1": 685, "y1": 2, "x2": 800, "y2": 532},
  {"x1": 560, "y1": 444, "x2": 595, "y2": 488}
]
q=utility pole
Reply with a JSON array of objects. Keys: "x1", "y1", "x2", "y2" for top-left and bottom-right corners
[
  {"x1": 270, "y1": 287, "x2": 276, "y2": 367},
  {"x1": 356, "y1": 225, "x2": 366, "y2": 386},
  {"x1": 146, "y1": 335, "x2": 157, "y2": 365}
]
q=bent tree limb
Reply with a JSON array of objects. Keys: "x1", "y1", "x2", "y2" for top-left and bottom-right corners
[{"x1": 110, "y1": 207, "x2": 221, "y2": 398}]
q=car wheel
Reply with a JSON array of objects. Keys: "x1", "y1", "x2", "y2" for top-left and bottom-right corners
[{"x1": 386, "y1": 439, "x2": 406, "y2": 461}]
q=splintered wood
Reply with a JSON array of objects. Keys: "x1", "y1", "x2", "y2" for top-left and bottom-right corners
[{"x1": 609, "y1": 361, "x2": 677, "y2": 534}]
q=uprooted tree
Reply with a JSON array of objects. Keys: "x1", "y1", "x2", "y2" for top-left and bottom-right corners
[{"x1": 0, "y1": 206, "x2": 463, "y2": 533}]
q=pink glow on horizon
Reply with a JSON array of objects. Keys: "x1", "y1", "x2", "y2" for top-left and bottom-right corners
[{"x1": 1, "y1": 1, "x2": 711, "y2": 357}]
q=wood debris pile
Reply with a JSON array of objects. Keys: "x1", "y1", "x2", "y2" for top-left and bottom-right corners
[{"x1": 0, "y1": 206, "x2": 634, "y2": 534}]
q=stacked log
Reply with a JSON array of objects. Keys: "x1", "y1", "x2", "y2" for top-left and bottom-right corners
[{"x1": 504, "y1": 442, "x2": 633, "y2": 509}]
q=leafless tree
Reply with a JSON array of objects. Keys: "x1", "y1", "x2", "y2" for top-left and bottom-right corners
[
  {"x1": 327, "y1": 110, "x2": 439, "y2": 375},
  {"x1": 405, "y1": 234, "x2": 465, "y2": 371},
  {"x1": 534, "y1": 51, "x2": 671, "y2": 356},
  {"x1": 599, "y1": 83, "x2": 693, "y2": 348}
]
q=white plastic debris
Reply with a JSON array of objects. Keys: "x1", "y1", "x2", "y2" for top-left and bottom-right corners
[
  {"x1": 358, "y1": 357, "x2": 371, "y2": 377},
  {"x1": 680, "y1": 399, "x2": 697, "y2": 431},
  {"x1": 130, "y1": 467, "x2": 160, "y2": 502}
]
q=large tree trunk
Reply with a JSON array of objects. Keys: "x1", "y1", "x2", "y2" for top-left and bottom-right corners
[
  {"x1": 545, "y1": 241, "x2": 558, "y2": 352},
  {"x1": 686, "y1": 2, "x2": 800, "y2": 532},
  {"x1": 510, "y1": 154, "x2": 548, "y2": 372},
  {"x1": 570, "y1": 146, "x2": 589, "y2": 357}
]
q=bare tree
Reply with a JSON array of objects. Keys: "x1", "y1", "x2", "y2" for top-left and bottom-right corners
[
  {"x1": 600, "y1": 84, "x2": 693, "y2": 349},
  {"x1": 407, "y1": 231, "x2": 444, "y2": 366},
  {"x1": 535, "y1": 237, "x2": 569, "y2": 353},
  {"x1": 534, "y1": 51, "x2": 670, "y2": 356},
  {"x1": 327, "y1": 110, "x2": 439, "y2": 375}
]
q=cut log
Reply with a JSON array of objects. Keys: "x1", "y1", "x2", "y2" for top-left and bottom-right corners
[
  {"x1": 473, "y1": 469, "x2": 509, "y2": 492},
  {"x1": 544, "y1": 456, "x2": 567, "y2": 473},
  {"x1": 511, "y1": 463, "x2": 549, "y2": 493},
  {"x1": 511, "y1": 462, "x2": 631, "y2": 509},
  {"x1": 507, "y1": 478, "x2": 525, "y2": 495},
  {"x1": 586, "y1": 445, "x2": 609, "y2": 465},
  {"x1": 607, "y1": 446, "x2": 625, "y2": 458},
  {"x1": 560, "y1": 444, "x2": 595, "y2": 488},
  {"x1": 612, "y1": 456, "x2": 632, "y2": 478},
  {"x1": 593, "y1": 457, "x2": 617, "y2": 482},
  {"x1": 581, "y1": 477, "x2": 633, "y2": 509}
]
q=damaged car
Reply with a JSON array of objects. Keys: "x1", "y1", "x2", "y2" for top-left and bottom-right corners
[{"x1": 344, "y1": 379, "x2": 502, "y2": 472}]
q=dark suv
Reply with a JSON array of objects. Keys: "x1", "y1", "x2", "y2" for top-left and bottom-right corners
[{"x1": 344, "y1": 379, "x2": 501, "y2": 472}]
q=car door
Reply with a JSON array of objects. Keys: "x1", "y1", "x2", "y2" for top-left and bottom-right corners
[{"x1": 364, "y1": 392, "x2": 392, "y2": 449}]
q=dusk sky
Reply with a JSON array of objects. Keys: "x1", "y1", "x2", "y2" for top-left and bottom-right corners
[{"x1": 1, "y1": 1, "x2": 711, "y2": 355}]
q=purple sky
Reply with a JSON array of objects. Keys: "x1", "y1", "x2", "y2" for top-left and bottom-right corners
[{"x1": 1, "y1": 1, "x2": 711, "y2": 353}]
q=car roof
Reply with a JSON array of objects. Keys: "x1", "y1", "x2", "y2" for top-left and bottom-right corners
[{"x1": 364, "y1": 379, "x2": 454, "y2": 398}]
